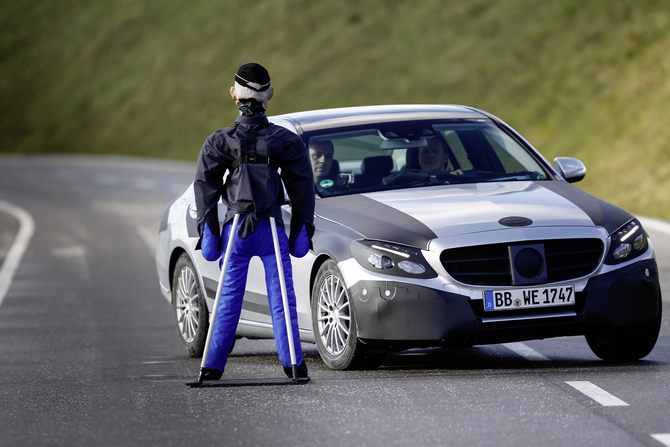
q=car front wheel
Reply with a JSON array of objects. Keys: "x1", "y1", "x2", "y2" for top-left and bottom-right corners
[
  {"x1": 172, "y1": 252, "x2": 208, "y2": 357},
  {"x1": 585, "y1": 303, "x2": 662, "y2": 361},
  {"x1": 311, "y1": 259, "x2": 385, "y2": 370}
]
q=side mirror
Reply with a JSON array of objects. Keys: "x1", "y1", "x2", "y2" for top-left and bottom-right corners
[{"x1": 554, "y1": 157, "x2": 586, "y2": 183}]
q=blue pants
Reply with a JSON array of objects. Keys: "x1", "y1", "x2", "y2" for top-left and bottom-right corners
[{"x1": 205, "y1": 216, "x2": 304, "y2": 371}]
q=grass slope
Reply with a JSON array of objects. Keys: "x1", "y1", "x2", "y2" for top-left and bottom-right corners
[{"x1": 2, "y1": 0, "x2": 669, "y2": 218}]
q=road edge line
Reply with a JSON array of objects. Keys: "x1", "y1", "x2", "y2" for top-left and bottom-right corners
[
  {"x1": 640, "y1": 216, "x2": 670, "y2": 237},
  {"x1": 0, "y1": 200, "x2": 35, "y2": 308}
]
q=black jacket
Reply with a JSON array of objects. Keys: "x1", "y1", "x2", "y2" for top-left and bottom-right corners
[{"x1": 194, "y1": 114, "x2": 315, "y2": 246}]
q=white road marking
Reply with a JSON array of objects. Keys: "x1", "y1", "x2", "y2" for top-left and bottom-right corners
[
  {"x1": 137, "y1": 225, "x2": 157, "y2": 254},
  {"x1": 54, "y1": 170, "x2": 78, "y2": 182},
  {"x1": 0, "y1": 201, "x2": 35, "y2": 308},
  {"x1": 640, "y1": 216, "x2": 670, "y2": 237},
  {"x1": 502, "y1": 342, "x2": 551, "y2": 361},
  {"x1": 95, "y1": 173, "x2": 119, "y2": 186},
  {"x1": 565, "y1": 381, "x2": 629, "y2": 406},
  {"x1": 50, "y1": 245, "x2": 86, "y2": 257},
  {"x1": 651, "y1": 434, "x2": 670, "y2": 446},
  {"x1": 51, "y1": 245, "x2": 90, "y2": 282},
  {"x1": 134, "y1": 178, "x2": 157, "y2": 190}
]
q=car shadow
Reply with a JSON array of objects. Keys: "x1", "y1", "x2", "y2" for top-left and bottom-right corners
[
  {"x1": 376, "y1": 345, "x2": 668, "y2": 373},
  {"x1": 217, "y1": 336, "x2": 669, "y2": 376}
]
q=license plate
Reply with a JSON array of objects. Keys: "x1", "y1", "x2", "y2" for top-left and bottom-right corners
[{"x1": 483, "y1": 285, "x2": 575, "y2": 311}]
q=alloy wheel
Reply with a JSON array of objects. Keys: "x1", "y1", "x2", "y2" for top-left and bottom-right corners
[
  {"x1": 175, "y1": 265, "x2": 200, "y2": 343},
  {"x1": 316, "y1": 274, "x2": 351, "y2": 356}
]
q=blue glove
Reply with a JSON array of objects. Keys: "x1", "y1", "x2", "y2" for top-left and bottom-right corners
[
  {"x1": 289, "y1": 225, "x2": 310, "y2": 258},
  {"x1": 201, "y1": 222, "x2": 222, "y2": 262}
]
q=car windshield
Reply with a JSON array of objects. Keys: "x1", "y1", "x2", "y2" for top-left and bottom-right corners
[{"x1": 304, "y1": 118, "x2": 551, "y2": 197}]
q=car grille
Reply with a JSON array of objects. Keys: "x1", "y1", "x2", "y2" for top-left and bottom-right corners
[{"x1": 440, "y1": 239, "x2": 603, "y2": 286}]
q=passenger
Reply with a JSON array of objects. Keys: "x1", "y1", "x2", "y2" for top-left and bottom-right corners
[{"x1": 309, "y1": 140, "x2": 337, "y2": 187}]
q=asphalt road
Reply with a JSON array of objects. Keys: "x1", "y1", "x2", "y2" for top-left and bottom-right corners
[{"x1": 0, "y1": 155, "x2": 669, "y2": 447}]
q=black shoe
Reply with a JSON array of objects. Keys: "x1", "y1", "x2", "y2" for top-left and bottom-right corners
[
  {"x1": 201, "y1": 367, "x2": 223, "y2": 381},
  {"x1": 284, "y1": 362, "x2": 308, "y2": 379}
]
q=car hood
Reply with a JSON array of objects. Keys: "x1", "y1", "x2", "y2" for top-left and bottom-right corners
[{"x1": 314, "y1": 180, "x2": 632, "y2": 249}]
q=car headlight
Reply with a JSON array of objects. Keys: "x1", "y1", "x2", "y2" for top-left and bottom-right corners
[
  {"x1": 605, "y1": 219, "x2": 649, "y2": 265},
  {"x1": 351, "y1": 240, "x2": 437, "y2": 279},
  {"x1": 368, "y1": 253, "x2": 394, "y2": 269}
]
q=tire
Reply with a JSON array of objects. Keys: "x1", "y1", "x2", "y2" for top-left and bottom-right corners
[
  {"x1": 311, "y1": 259, "x2": 386, "y2": 370},
  {"x1": 172, "y1": 253, "x2": 208, "y2": 357},
  {"x1": 585, "y1": 303, "x2": 662, "y2": 361}
]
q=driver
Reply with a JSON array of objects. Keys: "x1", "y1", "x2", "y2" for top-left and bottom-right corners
[
  {"x1": 418, "y1": 137, "x2": 462, "y2": 174},
  {"x1": 418, "y1": 137, "x2": 449, "y2": 170}
]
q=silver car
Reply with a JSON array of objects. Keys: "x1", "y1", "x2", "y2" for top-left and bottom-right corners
[{"x1": 156, "y1": 105, "x2": 662, "y2": 370}]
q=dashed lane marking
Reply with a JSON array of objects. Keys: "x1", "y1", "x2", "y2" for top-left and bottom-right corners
[
  {"x1": 565, "y1": 381, "x2": 629, "y2": 407},
  {"x1": 137, "y1": 225, "x2": 157, "y2": 254},
  {"x1": 651, "y1": 434, "x2": 670, "y2": 446},
  {"x1": 50, "y1": 245, "x2": 90, "y2": 282},
  {"x1": 502, "y1": 342, "x2": 551, "y2": 361},
  {"x1": 134, "y1": 178, "x2": 157, "y2": 190}
]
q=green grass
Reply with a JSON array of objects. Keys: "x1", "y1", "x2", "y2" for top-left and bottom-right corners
[{"x1": 2, "y1": 0, "x2": 670, "y2": 219}]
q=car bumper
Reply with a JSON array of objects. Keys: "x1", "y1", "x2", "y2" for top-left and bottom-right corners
[{"x1": 352, "y1": 258, "x2": 662, "y2": 349}]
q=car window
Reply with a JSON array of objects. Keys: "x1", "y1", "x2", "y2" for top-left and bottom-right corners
[
  {"x1": 331, "y1": 134, "x2": 388, "y2": 174},
  {"x1": 443, "y1": 130, "x2": 473, "y2": 171},
  {"x1": 483, "y1": 128, "x2": 543, "y2": 174},
  {"x1": 306, "y1": 119, "x2": 550, "y2": 197}
]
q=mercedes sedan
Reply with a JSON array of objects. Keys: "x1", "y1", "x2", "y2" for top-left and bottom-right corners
[{"x1": 156, "y1": 105, "x2": 662, "y2": 370}]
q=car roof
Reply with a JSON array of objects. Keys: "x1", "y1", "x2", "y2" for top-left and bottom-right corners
[{"x1": 271, "y1": 104, "x2": 488, "y2": 133}]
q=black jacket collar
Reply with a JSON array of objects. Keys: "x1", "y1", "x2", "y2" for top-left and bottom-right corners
[{"x1": 235, "y1": 114, "x2": 269, "y2": 126}]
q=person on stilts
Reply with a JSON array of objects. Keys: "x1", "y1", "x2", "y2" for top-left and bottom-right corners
[{"x1": 193, "y1": 63, "x2": 315, "y2": 381}]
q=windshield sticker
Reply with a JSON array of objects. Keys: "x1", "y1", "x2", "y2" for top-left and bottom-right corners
[{"x1": 319, "y1": 179, "x2": 334, "y2": 189}]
